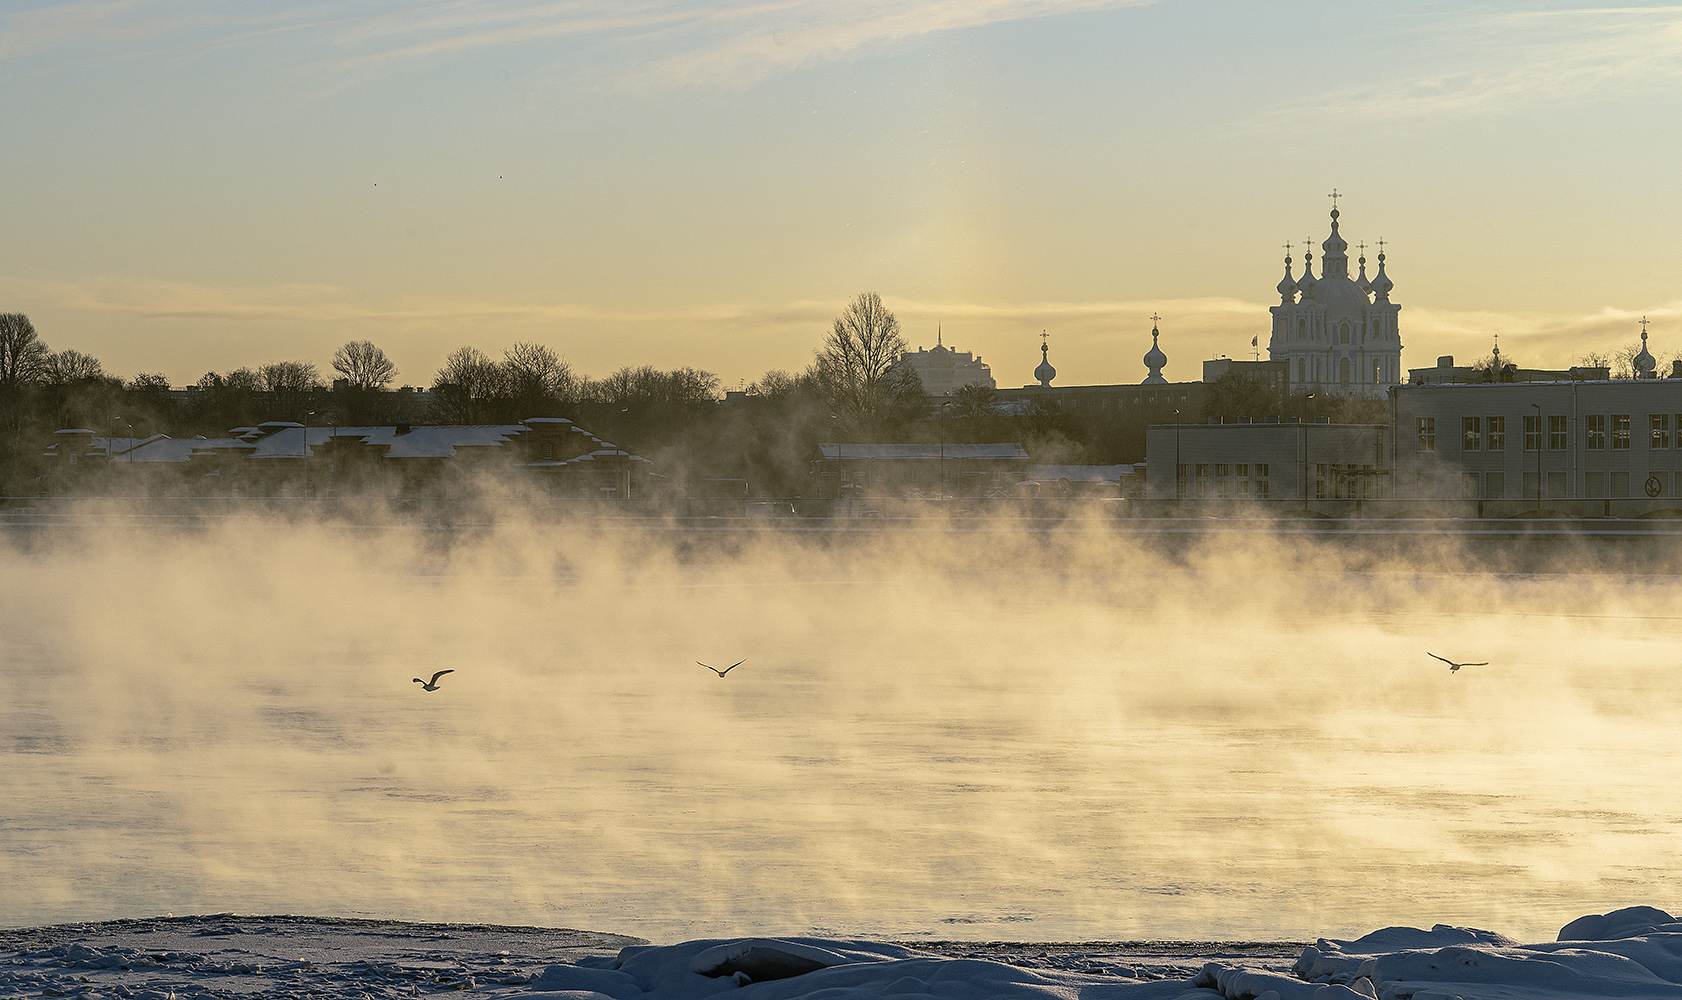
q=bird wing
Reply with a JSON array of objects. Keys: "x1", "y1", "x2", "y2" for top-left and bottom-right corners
[
  {"x1": 412, "y1": 678, "x2": 424, "y2": 684},
  {"x1": 718, "y1": 659, "x2": 745, "y2": 676},
  {"x1": 1461, "y1": 662, "x2": 1489, "y2": 667},
  {"x1": 429, "y1": 670, "x2": 455, "y2": 684},
  {"x1": 697, "y1": 661, "x2": 722, "y2": 675},
  {"x1": 1426, "y1": 652, "x2": 1455, "y2": 666}
]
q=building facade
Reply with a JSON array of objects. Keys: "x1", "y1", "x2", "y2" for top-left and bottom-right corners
[
  {"x1": 1144, "y1": 420, "x2": 1389, "y2": 500},
  {"x1": 896, "y1": 332, "x2": 995, "y2": 395},
  {"x1": 1392, "y1": 379, "x2": 1682, "y2": 501},
  {"x1": 1268, "y1": 206, "x2": 1402, "y2": 399}
]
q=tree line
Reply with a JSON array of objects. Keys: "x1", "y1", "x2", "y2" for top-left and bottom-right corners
[{"x1": 0, "y1": 293, "x2": 1139, "y2": 495}]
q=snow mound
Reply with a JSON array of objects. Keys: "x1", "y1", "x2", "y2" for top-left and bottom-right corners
[{"x1": 1560, "y1": 908, "x2": 1681, "y2": 943}]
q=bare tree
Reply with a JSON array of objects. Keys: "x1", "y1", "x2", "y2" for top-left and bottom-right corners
[
  {"x1": 45, "y1": 349, "x2": 106, "y2": 383},
  {"x1": 260, "y1": 361, "x2": 323, "y2": 421},
  {"x1": 813, "y1": 292, "x2": 926, "y2": 427},
  {"x1": 431, "y1": 346, "x2": 502, "y2": 423},
  {"x1": 332, "y1": 340, "x2": 397, "y2": 390},
  {"x1": 0, "y1": 313, "x2": 49, "y2": 391},
  {"x1": 502, "y1": 342, "x2": 577, "y2": 418}
]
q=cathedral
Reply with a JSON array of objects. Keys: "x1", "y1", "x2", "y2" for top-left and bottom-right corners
[{"x1": 1268, "y1": 204, "x2": 1401, "y2": 399}]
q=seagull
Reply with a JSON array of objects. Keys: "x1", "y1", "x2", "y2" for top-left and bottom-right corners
[
  {"x1": 1427, "y1": 653, "x2": 1487, "y2": 674},
  {"x1": 413, "y1": 669, "x2": 454, "y2": 691},
  {"x1": 698, "y1": 660, "x2": 744, "y2": 678}
]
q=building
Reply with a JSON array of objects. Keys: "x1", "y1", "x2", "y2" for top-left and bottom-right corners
[
  {"x1": 1391, "y1": 373, "x2": 1682, "y2": 500},
  {"x1": 1408, "y1": 353, "x2": 1613, "y2": 386},
  {"x1": 1268, "y1": 204, "x2": 1403, "y2": 398},
  {"x1": 43, "y1": 417, "x2": 651, "y2": 498},
  {"x1": 1203, "y1": 358, "x2": 1289, "y2": 392},
  {"x1": 812, "y1": 442, "x2": 1029, "y2": 497},
  {"x1": 897, "y1": 331, "x2": 995, "y2": 395},
  {"x1": 1144, "y1": 419, "x2": 1388, "y2": 500}
]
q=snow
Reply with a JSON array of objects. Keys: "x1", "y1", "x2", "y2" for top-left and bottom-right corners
[{"x1": 9, "y1": 909, "x2": 1682, "y2": 999}]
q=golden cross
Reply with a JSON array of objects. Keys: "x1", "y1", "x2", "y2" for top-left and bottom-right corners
[
  {"x1": 1328, "y1": 188, "x2": 1341, "y2": 209},
  {"x1": 1150, "y1": 313, "x2": 1162, "y2": 327},
  {"x1": 1640, "y1": 316, "x2": 1650, "y2": 335},
  {"x1": 1376, "y1": 238, "x2": 1387, "y2": 254},
  {"x1": 1040, "y1": 329, "x2": 1049, "y2": 344}
]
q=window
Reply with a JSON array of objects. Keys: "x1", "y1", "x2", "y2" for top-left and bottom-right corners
[
  {"x1": 1339, "y1": 357, "x2": 1351, "y2": 384},
  {"x1": 1417, "y1": 417, "x2": 1436, "y2": 452},
  {"x1": 1257, "y1": 479, "x2": 1270, "y2": 498},
  {"x1": 1373, "y1": 360, "x2": 1383, "y2": 383},
  {"x1": 1524, "y1": 414, "x2": 1540, "y2": 450},
  {"x1": 1462, "y1": 473, "x2": 1480, "y2": 498},
  {"x1": 543, "y1": 443, "x2": 554, "y2": 460},
  {"x1": 1485, "y1": 472, "x2": 1505, "y2": 498},
  {"x1": 1612, "y1": 414, "x2": 1631, "y2": 450},
  {"x1": 1215, "y1": 464, "x2": 1230, "y2": 477},
  {"x1": 1235, "y1": 464, "x2": 1249, "y2": 477},
  {"x1": 1256, "y1": 464, "x2": 1269, "y2": 477},
  {"x1": 1297, "y1": 358, "x2": 1306, "y2": 382},
  {"x1": 1176, "y1": 464, "x2": 1188, "y2": 479},
  {"x1": 1549, "y1": 415, "x2": 1568, "y2": 450},
  {"x1": 1652, "y1": 414, "x2": 1670, "y2": 450},
  {"x1": 1196, "y1": 464, "x2": 1209, "y2": 478},
  {"x1": 1463, "y1": 416, "x2": 1482, "y2": 451},
  {"x1": 1586, "y1": 414, "x2": 1606, "y2": 450},
  {"x1": 1296, "y1": 318, "x2": 1306, "y2": 341},
  {"x1": 1487, "y1": 416, "x2": 1505, "y2": 451},
  {"x1": 1238, "y1": 479, "x2": 1252, "y2": 495},
  {"x1": 1340, "y1": 322, "x2": 1351, "y2": 344}
]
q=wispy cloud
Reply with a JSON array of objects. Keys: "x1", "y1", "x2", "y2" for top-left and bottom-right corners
[
  {"x1": 0, "y1": 0, "x2": 1161, "y2": 89},
  {"x1": 1262, "y1": 5, "x2": 1682, "y2": 125}
]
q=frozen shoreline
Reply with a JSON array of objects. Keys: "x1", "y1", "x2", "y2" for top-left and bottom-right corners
[{"x1": 7, "y1": 908, "x2": 1682, "y2": 999}]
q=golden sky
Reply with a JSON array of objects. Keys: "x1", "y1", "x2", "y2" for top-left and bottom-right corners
[{"x1": 2, "y1": 1, "x2": 1680, "y2": 390}]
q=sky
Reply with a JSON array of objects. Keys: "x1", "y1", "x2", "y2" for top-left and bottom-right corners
[{"x1": 2, "y1": 0, "x2": 1681, "y2": 392}]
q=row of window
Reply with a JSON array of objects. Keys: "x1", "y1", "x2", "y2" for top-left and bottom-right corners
[
  {"x1": 1418, "y1": 414, "x2": 1682, "y2": 453},
  {"x1": 1175, "y1": 463, "x2": 1271, "y2": 498},
  {"x1": 1436, "y1": 470, "x2": 1674, "y2": 499}
]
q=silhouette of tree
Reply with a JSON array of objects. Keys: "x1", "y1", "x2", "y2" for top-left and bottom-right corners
[
  {"x1": 331, "y1": 340, "x2": 397, "y2": 390},
  {"x1": 431, "y1": 346, "x2": 502, "y2": 423},
  {"x1": 0, "y1": 313, "x2": 49, "y2": 394},
  {"x1": 814, "y1": 292, "x2": 926, "y2": 429},
  {"x1": 500, "y1": 342, "x2": 577, "y2": 418}
]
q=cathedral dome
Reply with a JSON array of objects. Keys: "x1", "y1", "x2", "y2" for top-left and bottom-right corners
[
  {"x1": 1635, "y1": 327, "x2": 1656, "y2": 378},
  {"x1": 1034, "y1": 341, "x2": 1057, "y2": 387},
  {"x1": 1370, "y1": 251, "x2": 1394, "y2": 300},
  {"x1": 1312, "y1": 274, "x2": 1371, "y2": 320},
  {"x1": 1142, "y1": 324, "x2": 1168, "y2": 384}
]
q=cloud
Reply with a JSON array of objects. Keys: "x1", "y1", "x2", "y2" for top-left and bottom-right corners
[
  {"x1": 1, "y1": 0, "x2": 1162, "y2": 89},
  {"x1": 1261, "y1": 5, "x2": 1682, "y2": 125}
]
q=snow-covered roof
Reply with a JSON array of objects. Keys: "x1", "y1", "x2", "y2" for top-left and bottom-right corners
[
  {"x1": 817, "y1": 442, "x2": 1028, "y2": 461},
  {"x1": 1026, "y1": 464, "x2": 1136, "y2": 483}
]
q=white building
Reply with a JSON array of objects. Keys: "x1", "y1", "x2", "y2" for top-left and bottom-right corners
[
  {"x1": 897, "y1": 331, "x2": 995, "y2": 395},
  {"x1": 1144, "y1": 419, "x2": 1388, "y2": 500},
  {"x1": 1268, "y1": 205, "x2": 1402, "y2": 399}
]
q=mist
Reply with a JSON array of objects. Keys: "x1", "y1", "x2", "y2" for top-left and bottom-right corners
[{"x1": 2, "y1": 516, "x2": 1679, "y2": 944}]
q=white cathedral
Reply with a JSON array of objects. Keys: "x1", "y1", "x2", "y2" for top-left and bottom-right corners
[{"x1": 1267, "y1": 204, "x2": 1401, "y2": 399}]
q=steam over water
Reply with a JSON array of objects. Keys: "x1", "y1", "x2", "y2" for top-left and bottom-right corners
[{"x1": 3, "y1": 521, "x2": 1680, "y2": 943}]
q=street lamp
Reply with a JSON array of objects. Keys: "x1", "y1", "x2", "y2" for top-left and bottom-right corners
[
  {"x1": 1301, "y1": 392, "x2": 1316, "y2": 502},
  {"x1": 940, "y1": 400, "x2": 954, "y2": 498},
  {"x1": 1172, "y1": 409, "x2": 1181, "y2": 499},
  {"x1": 303, "y1": 409, "x2": 316, "y2": 500}
]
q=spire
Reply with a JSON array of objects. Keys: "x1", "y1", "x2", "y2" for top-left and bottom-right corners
[
  {"x1": 1276, "y1": 243, "x2": 1297, "y2": 304},
  {"x1": 936, "y1": 324, "x2": 943, "y2": 349},
  {"x1": 1034, "y1": 330, "x2": 1057, "y2": 387},
  {"x1": 1370, "y1": 239, "x2": 1393, "y2": 301},
  {"x1": 1142, "y1": 315, "x2": 1168, "y2": 385},
  {"x1": 1355, "y1": 242, "x2": 1370, "y2": 293},
  {"x1": 1635, "y1": 317, "x2": 1656, "y2": 378}
]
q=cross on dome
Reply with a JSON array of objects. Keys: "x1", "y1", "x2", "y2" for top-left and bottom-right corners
[
  {"x1": 1641, "y1": 316, "x2": 1650, "y2": 336},
  {"x1": 1328, "y1": 188, "x2": 1342, "y2": 210}
]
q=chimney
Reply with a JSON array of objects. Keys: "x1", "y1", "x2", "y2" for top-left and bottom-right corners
[
  {"x1": 395, "y1": 423, "x2": 412, "y2": 436},
  {"x1": 1437, "y1": 356, "x2": 1454, "y2": 368}
]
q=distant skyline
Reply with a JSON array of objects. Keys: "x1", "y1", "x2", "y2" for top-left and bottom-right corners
[{"x1": 3, "y1": 0, "x2": 1680, "y2": 391}]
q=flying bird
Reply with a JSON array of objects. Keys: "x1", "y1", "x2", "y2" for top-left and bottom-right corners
[
  {"x1": 413, "y1": 669, "x2": 455, "y2": 691},
  {"x1": 1427, "y1": 653, "x2": 1487, "y2": 674},
  {"x1": 698, "y1": 660, "x2": 744, "y2": 678}
]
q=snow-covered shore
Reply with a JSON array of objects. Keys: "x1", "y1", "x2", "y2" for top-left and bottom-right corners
[{"x1": 5, "y1": 908, "x2": 1682, "y2": 1000}]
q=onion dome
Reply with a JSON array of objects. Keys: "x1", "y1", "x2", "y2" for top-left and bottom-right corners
[
  {"x1": 1142, "y1": 323, "x2": 1168, "y2": 385},
  {"x1": 1356, "y1": 249, "x2": 1370, "y2": 294},
  {"x1": 1277, "y1": 253, "x2": 1297, "y2": 304},
  {"x1": 1034, "y1": 340, "x2": 1057, "y2": 387},
  {"x1": 1297, "y1": 248, "x2": 1318, "y2": 300},
  {"x1": 1635, "y1": 325, "x2": 1656, "y2": 378},
  {"x1": 1370, "y1": 248, "x2": 1393, "y2": 301}
]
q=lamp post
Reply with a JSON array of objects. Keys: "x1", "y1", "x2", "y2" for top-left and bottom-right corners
[
  {"x1": 1531, "y1": 402, "x2": 1542, "y2": 510},
  {"x1": 303, "y1": 409, "x2": 316, "y2": 501},
  {"x1": 940, "y1": 400, "x2": 954, "y2": 498},
  {"x1": 617, "y1": 406, "x2": 630, "y2": 500},
  {"x1": 1172, "y1": 409, "x2": 1181, "y2": 499},
  {"x1": 1301, "y1": 392, "x2": 1315, "y2": 502}
]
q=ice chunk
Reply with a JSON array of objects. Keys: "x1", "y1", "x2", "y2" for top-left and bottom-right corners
[
  {"x1": 689, "y1": 939, "x2": 850, "y2": 982},
  {"x1": 1559, "y1": 908, "x2": 1678, "y2": 942}
]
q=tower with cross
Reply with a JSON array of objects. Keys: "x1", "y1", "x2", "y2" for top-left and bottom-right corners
[{"x1": 1265, "y1": 192, "x2": 1402, "y2": 400}]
